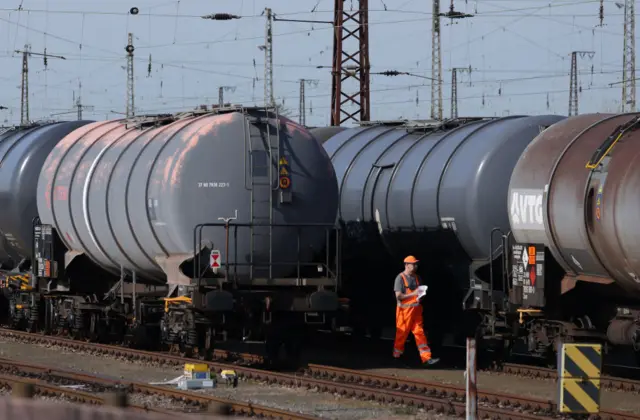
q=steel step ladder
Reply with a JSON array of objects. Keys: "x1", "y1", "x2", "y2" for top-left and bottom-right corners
[{"x1": 246, "y1": 107, "x2": 280, "y2": 281}]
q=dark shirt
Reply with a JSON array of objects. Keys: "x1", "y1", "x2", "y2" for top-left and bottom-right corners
[{"x1": 393, "y1": 273, "x2": 419, "y2": 294}]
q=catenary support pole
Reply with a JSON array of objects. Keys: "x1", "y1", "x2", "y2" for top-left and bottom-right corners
[{"x1": 466, "y1": 337, "x2": 478, "y2": 420}]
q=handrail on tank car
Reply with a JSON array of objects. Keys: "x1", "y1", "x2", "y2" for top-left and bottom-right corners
[
  {"x1": 31, "y1": 216, "x2": 41, "y2": 282},
  {"x1": 488, "y1": 228, "x2": 513, "y2": 316},
  {"x1": 192, "y1": 222, "x2": 342, "y2": 290}
]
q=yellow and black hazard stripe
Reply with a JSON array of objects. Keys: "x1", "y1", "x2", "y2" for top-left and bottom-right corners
[{"x1": 558, "y1": 343, "x2": 602, "y2": 414}]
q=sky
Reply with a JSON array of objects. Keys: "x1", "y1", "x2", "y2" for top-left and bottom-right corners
[{"x1": 0, "y1": 0, "x2": 635, "y2": 127}]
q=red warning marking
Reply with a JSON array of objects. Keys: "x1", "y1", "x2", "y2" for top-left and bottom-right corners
[
  {"x1": 54, "y1": 186, "x2": 68, "y2": 201},
  {"x1": 210, "y1": 250, "x2": 221, "y2": 268},
  {"x1": 530, "y1": 265, "x2": 536, "y2": 287},
  {"x1": 279, "y1": 177, "x2": 291, "y2": 189}
]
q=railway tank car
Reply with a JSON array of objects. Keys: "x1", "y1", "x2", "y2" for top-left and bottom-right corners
[
  {"x1": 318, "y1": 116, "x2": 564, "y2": 343},
  {"x1": 503, "y1": 113, "x2": 640, "y2": 360},
  {"x1": 5, "y1": 106, "x2": 340, "y2": 359},
  {"x1": 0, "y1": 121, "x2": 93, "y2": 272}
]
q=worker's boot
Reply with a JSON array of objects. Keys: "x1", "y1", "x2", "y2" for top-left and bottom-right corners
[{"x1": 422, "y1": 357, "x2": 440, "y2": 367}]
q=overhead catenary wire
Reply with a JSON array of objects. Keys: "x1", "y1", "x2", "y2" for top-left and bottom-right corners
[{"x1": 0, "y1": 0, "x2": 631, "y2": 125}]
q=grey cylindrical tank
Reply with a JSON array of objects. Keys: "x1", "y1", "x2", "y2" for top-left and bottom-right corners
[
  {"x1": 37, "y1": 110, "x2": 338, "y2": 284},
  {"x1": 509, "y1": 113, "x2": 640, "y2": 295},
  {"x1": 323, "y1": 116, "x2": 565, "y2": 264},
  {"x1": 310, "y1": 127, "x2": 346, "y2": 144},
  {"x1": 0, "y1": 121, "x2": 93, "y2": 269}
]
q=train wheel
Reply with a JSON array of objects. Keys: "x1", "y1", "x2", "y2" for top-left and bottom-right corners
[
  {"x1": 202, "y1": 328, "x2": 214, "y2": 361},
  {"x1": 179, "y1": 343, "x2": 193, "y2": 359},
  {"x1": 87, "y1": 313, "x2": 99, "y2": 342}
]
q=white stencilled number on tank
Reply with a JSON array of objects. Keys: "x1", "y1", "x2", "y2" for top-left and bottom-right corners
[
  {"x1": 198, "y1": 182, "x2": 230, "y2": 188},
  {"x1": 510, "y1": 190, "x2": 544, "y2": 230}
]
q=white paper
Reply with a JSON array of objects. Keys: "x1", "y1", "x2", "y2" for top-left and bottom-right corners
[{"x1": 417, "y1": 285, "x2": 428, "y2": 298}]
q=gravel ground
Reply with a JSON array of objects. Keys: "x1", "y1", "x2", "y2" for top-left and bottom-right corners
[
  {"x1": 365, "y1": 364, "x2": 640, "y2": 413},
  {"x1": 0, "y1": 337, "x2": 459, "y2": 419}
]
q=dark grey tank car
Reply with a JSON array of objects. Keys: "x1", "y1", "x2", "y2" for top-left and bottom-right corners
[
  {"x1": 36, "y1": 110, "x2": 338, "y2": 286},
  {"x1": 0, "y1": 121, "x2": 93, "y2": 270},
  {"x1": 322, "y1": 116, "x2": 565, "y2": 272}
]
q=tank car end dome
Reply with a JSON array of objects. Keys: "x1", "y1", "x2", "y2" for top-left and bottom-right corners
[{"x1": 0, "y1": 120, "x2": 94, "y2": 270}]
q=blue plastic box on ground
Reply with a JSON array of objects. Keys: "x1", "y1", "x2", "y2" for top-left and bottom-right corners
[{"x1": 177, "y1": 378, "x2": 217, "y2": 390}]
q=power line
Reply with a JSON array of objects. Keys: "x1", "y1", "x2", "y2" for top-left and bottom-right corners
[{"x1": 129, "y1": 82, "x2": 624, "y2": 118}]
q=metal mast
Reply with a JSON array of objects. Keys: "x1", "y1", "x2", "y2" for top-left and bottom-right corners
[
  {"x1": 300, "y1": 79, "x2": 306, "y2": 125},
  {"x1": 263, "y1": 8, "x2": 275, "y2": 107},
  {"x1": 218, "y1": 86, "x2": 236, "y2": 108},
  {"x1": 126, "y1": 33, "x2": 135, "y2": 118},
  {"x1": 330, "y1": 0, "x2": 370, "y2": 126},
  {"x1": 298, "y1": 79, "x2": 318, "y2": 126},
  {"x1": 20, "y1": 45, "x2": 29, "y2": 126},
  {"x1": 622, "y1": 0, "x2": 636, "y2": 112},
  {"x1": 75, "y1": 80, "x2": 94, "y2": 120},
  {"x1": 14, "y1": 45, "x2": 65, "y2": 125},
  {"x1": 450, "y1": 66, "x2": 471, "y2": 119},
  {"x1": 436, "y1": 1, "x2": 473, "y2": 120},
  {"x1": 431, "y1": 0, "x2": 442, "y2": 120},
  {"x1": 568, "y1": 51, "x2": 595, "y2": 116}
]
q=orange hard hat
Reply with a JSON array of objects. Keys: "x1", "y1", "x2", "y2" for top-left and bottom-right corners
[{"x1": 403, "y1": 255, "x2": 419, "y2": 264}]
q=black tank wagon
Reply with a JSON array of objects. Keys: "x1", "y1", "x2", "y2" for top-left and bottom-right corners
[{"x1": 318, "y1": 113, "x2": 640, "y2": 365}]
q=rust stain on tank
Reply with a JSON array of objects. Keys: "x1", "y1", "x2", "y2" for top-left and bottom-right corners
[
  {"x1": 44, "y1": 121, "x2": 121, "y2": 210},
  {"x1": 169, "y1": 114, "x2": 232, "y2": 187},
  {"x1": 522, "y1": 113, "x2": 640, "y2": 296},
  {"x1": 162, "y1": 156, "x2": 175, "y2": 187}
]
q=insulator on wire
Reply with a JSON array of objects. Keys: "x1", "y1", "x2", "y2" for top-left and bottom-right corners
[
  {"x1": 148, "y1": 54, "x2": 152, "y2": 77},
  {"x1": 599, "y1": 0, "x2": 604, "y2": 26},
  {"x1": 201, "y1": 13, "x2": 241, "y2": 20},
  {"x1": 546, "y1": 93, "x2": 550, "y2": 110}
]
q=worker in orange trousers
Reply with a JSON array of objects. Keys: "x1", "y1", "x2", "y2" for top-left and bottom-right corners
[{"x1": 393, "y1": 255, "x2": 440, "y2": 367}]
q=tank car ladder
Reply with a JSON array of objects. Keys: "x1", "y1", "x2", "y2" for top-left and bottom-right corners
[{"x1": 246, "y1": 106, "x2": 280, "y2": 281}]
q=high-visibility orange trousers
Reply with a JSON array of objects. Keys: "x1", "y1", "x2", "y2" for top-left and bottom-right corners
[{"x1": 393, "y1": 305, "x2": 432, "y2": 363}]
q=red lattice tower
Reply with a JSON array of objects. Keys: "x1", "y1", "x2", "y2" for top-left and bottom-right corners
[{"x1": 330, "y1": 0, "x2": 370, "y2": 126}]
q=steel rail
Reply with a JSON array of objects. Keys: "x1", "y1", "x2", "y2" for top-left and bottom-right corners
[
  {"x1": 0, "y1": 357, "x2": 318, "y2": 420},
  {"x1": 0, "y1": 330, "x2": 568, "y2": 419},
  {"x1": 2, "y1": 329, "x2": 638, "y2": 419},
  {"x1": 497, "y1": 363, "x2": 640, "y2": 393},
  {"x1": 0, "y1": 372, "x2": 171, "y2": 414},
  {"x1": 0, "y1": 356, "x2": 554, "y2": 420}
]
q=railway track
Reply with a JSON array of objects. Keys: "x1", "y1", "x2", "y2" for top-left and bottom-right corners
[
  {"x1": 493, "y1": 363, "x2": 640, "y2": 393},
  {"x1": 0, "y1": 372, "x2": 174, "y2": 415},
  {"x1": 0, "y1": 357, "x2": 317, "y2": 419},
  {"x1": 1, "y1": 328, "x2": 639, "y2": 420}
]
